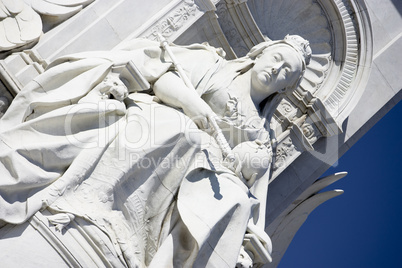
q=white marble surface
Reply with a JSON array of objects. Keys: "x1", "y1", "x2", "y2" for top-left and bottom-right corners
[
  {"x1": 0, "y1": 0, "x2": 401, "y2": 267},
  {"x1": 0, "y1": 221, "x2": 69, "y2": 267}
]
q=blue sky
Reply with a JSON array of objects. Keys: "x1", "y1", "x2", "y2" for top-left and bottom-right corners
[{"x1": 279, "y1": 99, "x2": 402, "y2": 267}]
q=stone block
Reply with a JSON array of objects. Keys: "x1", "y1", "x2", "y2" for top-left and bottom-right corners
[
  {"x1": 15, "y1": 65, "x2": 41, "y2": 87},
  {"x1": 366, "y1": 0, "x2": 402, "y2": 40},
  {"x1": 344, "y1": 63, "x2": 396, "y2": 140},
  {"x1": 105, "y1": 0, "x2": 173, "y2": 41},
  {"x1": 3, "y1": 54, "x2": 27, "y2": 75},
  {"x1": 58, "y1": 18, "x2": 121, "y2": 57},
  {"x1": 345, "y1": 90, "x2": 401, "y2": 149},
  {"x1": 366, "y1": 5, "x2": 392, "y2": 55},
  {"x1": 374, "y1": 35, "x2": 402, "y2": 94},
  {"x1": 266, "y1": 166, "x2": 303, "y2": 221},
  {"x1": 35, "y1": 8, "x2": 100, "y2": 60}
]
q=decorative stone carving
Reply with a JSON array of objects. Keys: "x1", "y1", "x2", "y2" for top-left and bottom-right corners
[
  {"x1": 216, "y1": 0, "x2": 265, "y2": 57},
  {"x1": 301, "y1": 122, "x2": 316, "y2": 140},
  {"x1": 145, "y1": 0, "x2": 198, "y2": 41},
  {"x1": 321, "y1": 0, "x2": 373, "y2": 124},
  {"x1": 280, "y1": 101, "x2": 293, "y2": 116},
  {"x1": 0, "y1": 48, "x2": 47, "y2": 93},
  {"x1": 273, "y1": 137, "x2": 296, "y2": 171},
  {"x1": 119, "y1": 0, "x2": 216, "y2": 45},
  {"x1": 216, "y1": 1, "x2": 249, "y2": 56}
]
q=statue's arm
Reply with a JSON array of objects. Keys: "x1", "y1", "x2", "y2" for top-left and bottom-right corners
[{"x1": 153, "y1": 71, "x2": 216, "y2": 130}]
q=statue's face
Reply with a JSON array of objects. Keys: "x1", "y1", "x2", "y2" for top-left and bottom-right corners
[{"x1": 251, "y1": 44, "x2": 303, "y2": 97}]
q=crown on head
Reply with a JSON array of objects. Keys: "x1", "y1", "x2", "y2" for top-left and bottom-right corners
[{"x1": 284, "y1": 35, "x2": 312, "y2": 66}]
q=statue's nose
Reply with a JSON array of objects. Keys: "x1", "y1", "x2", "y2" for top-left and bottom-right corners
[{"x1": 271, "y1": 63, "x2": 282, "y2": 75}]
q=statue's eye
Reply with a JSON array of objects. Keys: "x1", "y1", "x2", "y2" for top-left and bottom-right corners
[{"x1": 273, "y1": 54, "x2": 281, "y2": 62}]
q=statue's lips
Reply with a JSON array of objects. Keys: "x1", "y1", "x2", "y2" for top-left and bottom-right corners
[{"x1": 263, "y1": 71, "x2": 272, "y2": 82}]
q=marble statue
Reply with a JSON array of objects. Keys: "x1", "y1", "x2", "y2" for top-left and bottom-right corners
[{"x1": 0, "y1": 35, "x2": 311, "y2": 267}]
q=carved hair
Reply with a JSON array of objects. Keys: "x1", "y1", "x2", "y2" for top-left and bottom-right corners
[{"x1": 283, "y1": 34, "x2": 312, "y2": 65}]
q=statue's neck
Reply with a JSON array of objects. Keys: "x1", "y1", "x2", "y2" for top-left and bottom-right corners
[
  {"x1": 250, "y1": 90, "x2": 269, "y2": 108},
  {"x1": 230, "y1": 70, "x2": 272, "y2": 107},
  {"x1": 249, "y1": 77, "x2": 272, "y2": 107}
]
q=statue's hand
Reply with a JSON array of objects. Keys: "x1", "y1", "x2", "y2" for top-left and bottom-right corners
[
  {"x1": 98, "y1": 74, "x2": 128, "y2": 101},
  {"x1": 223, "y1": 141, "x2": 272, "y2": 187},
  {"x1": 181, "y1": 98, "x2": 217, "y2": 131}
]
